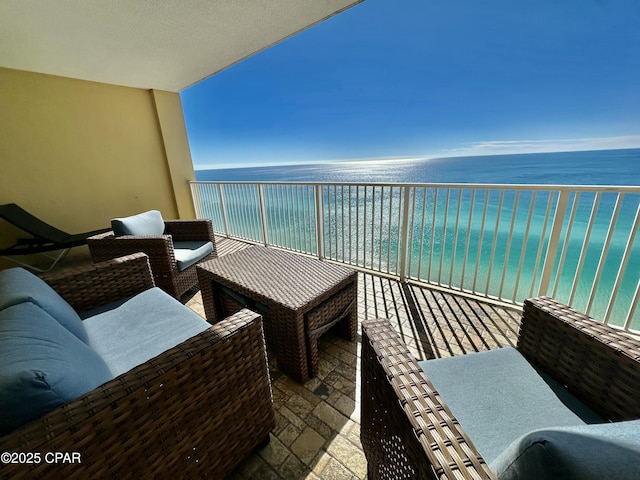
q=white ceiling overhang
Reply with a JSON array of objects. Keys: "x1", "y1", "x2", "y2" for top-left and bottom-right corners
[{"x1": 0, "y1": 0, "x2": 363, "y2": 92}]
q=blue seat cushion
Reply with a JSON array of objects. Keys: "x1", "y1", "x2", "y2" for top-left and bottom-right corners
[
  {"x1": 173, "y1": 240, "x2": 214, "y2": 271},
  {"x1": 0, "y1": 303, "x2": 113, "y2": 435},
  {"x1": 418, "y1": 347, "x2": 602, "y2": 464},
  {"x1": 0, "y1": 267, "x2": 88, "y2": 343},
  {"x1": 83, "y1": 287, "x2": 210, "y2": 377},
  {"x1": 491, "y1": 419, "x2": 640, "y2": 480},
  {"x1": 111, "y1": 210, "x2": 165, "y2": 236}
]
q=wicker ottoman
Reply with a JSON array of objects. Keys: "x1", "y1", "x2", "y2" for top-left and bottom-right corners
[{"x1": 197, "y1": 246, "x2": 357, "y2": 383}]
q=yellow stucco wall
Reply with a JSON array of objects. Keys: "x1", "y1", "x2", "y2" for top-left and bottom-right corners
[
  {"x1": 0, "y1": 67, "x2": 196, "y2": 268},
  {"x1": 151, "y1": 89, "x2": 197, "y2": 220}
]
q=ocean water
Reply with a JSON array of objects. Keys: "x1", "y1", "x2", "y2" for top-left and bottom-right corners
[
  {"x1": 196, "y1": 148, "x2": 640, "y2": 185},
  {"x1": 195, "y1": 149, "x2": 640, "y2": 329}
]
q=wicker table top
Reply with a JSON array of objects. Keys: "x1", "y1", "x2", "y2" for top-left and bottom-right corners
[{"x1": 197, "y1": 246, "x2": 356, "y2": 311}]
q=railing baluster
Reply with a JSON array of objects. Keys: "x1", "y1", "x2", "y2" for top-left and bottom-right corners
[
  {"x1": 460, "y1": 189, "x2": 476, "y2": 292},
  {"x1": 586, "y1": 193, "x2": 624, "y2": 316},
  {"x1": 396, "y1": 186, "x2": 403, "y2": 272},
  {"x1": 552, "y1": 192, "x2": 580, "y2": 298},
  {"x1": 356, "y1": 186, "x2": 361, "y2": 266},
  {"x1": 258, "y1": 184, "x2": 269, "y2": 246},
  {"x1": 217, "y1": 183, "x2": 230, "y2": 236},
  {"x1": 314, "y1": 184, "x2": 325, "y2": 259},
  {"x1": 229, "y1": 184, "x2": 239, "y2": 237},
  {"x1": 450, "y1": 188, "x2": 463, "y2": 288},
  {"x1": 498, "y1": 190, "x2": 520, "y2": 300},
  {"x1": 513, "y1": 191, "x2": 536, "y2": 302},
  {"x1": 485, "y1": 190, "x2": 505, "y2": 297},
  {"x1": 538, "y1": 189, "x2": 569, "y2": 296},
  {"x1": 190, "y1": 182, "x2": 202, "y2": 218},
  {"x1": 416, "y1": 187, "x2": 428, "y2": 280},
  {"x1": 295, "y1": 185, "x2": 302, "y2": 252},
  {"x1": 327, "y1": 185, "x2": 338, "y2": 260},
  {"x1": 399, "y1": 186, "x2": 412, "y2": 281},
  {"x1": 348, "y1": 186, "x2": 353, "y2": 265},
  {"x1": 287, "y1": 185, "x2": 295, "y2": 250},
  {"x1": 339, "y1": 185, "x2": 344, "y2": 261},
  {"x1": 472, "y1": 189, "x2": 490, "y2": 295},
  {"x1": 305, "y1": 185, "x2": 318, "y2": 254},
  {"x1": 569, "y1": 192, "x2": 601, "y2": 305},
  {"x1": 378, "y1": 186, "x2": 385, "y2": 272},
  {"x1": 327, "y1": 185, "x2": 332, "y2": 259},
  {"x1": 407, "y1": 186, "x2": 418, "y2": 279},
  {"x1": 604, "y1": 203, "x2": 639, "y2": 324},
  {"x1": 438, "y1": 189, "x2": 451, "y2": 286},
  {"x1": 529, "y1": 191, "x2": 556, "y2": 299},
  {"x1": 370, "y1": 186, "x2": 376, "y2": 270},
  {"x1": 623, "y1": 279, "x2": 640, "y2": 331},
  {"x1": 241, "y1": 184, "x2": 249, "y2": 239},
  {"x1": 362, "y1": 186, "x2": 368, "y2": 268},
  {"x1": 428, "y1": 188, "x2": 438, "y2": 283}
]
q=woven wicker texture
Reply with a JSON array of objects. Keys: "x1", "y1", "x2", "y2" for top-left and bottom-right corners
[
  {"x1": 361, "y1": 318, "x2": 494, "y2": 480},
  {"x1": 197, "y1": 246, "x2": 357, "y2": 383},
  {"x1": 40, "y1": 252, "x2": 155, "y2": 313},
  {"x1": 0, "y1": 256, "x2": 275, "y2": 479},
  {"x1": 518, "y1": 296, "x2": 640, "y2": 421},
  {"x1": 87, "y1": 218, "x2": 217, "y2": 299},
  {"x1": 361, "y1": 296, "x2": 640, "y2": 480}
]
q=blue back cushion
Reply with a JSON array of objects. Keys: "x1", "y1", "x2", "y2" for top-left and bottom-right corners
[
  {"x1": 111, "y1": 210, "x2": 164, "y2": 236},
  {"x1": 491, "y1": 420, "x2": 640, "y2": 480},
  {"x1": 0, "y1": 303, "x2": 113, "y2": 435},
  {"x1": 0, "y1": 267, "x2": 88, "y2": 343}
]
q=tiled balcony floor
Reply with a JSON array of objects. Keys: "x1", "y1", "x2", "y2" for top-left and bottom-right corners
[{"x1": 184, "y1": 237, "x2": 523, "y2": 479}]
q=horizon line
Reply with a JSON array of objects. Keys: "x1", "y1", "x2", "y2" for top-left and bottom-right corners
[{"x1": 193, "y1": 142, "x2": 640, "y2": 171}]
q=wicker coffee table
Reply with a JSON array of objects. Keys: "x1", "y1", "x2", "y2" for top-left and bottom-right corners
[{"x1": 197, "y1": 246, "x2": 358, "y2": 383}]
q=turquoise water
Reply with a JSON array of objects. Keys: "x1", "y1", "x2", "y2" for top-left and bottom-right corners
[{"x1": 196, "y1": 149, "x2": 640, "y2": 329}]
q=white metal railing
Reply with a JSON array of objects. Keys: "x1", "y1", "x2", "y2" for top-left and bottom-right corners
[{"x1": 190, "y1": 181, "x2": 640, "y2": 332}]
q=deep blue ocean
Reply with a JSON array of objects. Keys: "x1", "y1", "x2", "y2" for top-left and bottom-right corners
[
  {"x1": 195, "y1": 148, "x2": 640, "y2": 329},
  {"x1": 196, "y1": 148, "x2": 640, "y2": 185}
]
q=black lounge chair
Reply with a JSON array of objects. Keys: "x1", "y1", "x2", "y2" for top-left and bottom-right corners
[{"x1": 0, "y1": 203, "x2": 110, "y2": 272}]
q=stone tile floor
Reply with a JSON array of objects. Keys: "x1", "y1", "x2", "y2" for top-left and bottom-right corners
[{"x1": 182, "y1": 237, "x2": 523, "y2": 479}]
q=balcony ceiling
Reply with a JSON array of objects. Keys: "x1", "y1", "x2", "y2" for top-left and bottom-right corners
[{"x1": 0, "y1": 0, "x2": 363, "y2": 92}]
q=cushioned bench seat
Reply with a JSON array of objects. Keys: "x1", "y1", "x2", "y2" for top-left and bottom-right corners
[
  {"x1": 84, "y1": 287, "x2": 209, "y2": 377},
  {"x1": 0, "y1": 254, "x2": 276, "y2": 479},
  {"x1": 418, "y1": 347, "x2": 640, "y2": 479},
  {"x1": 419, "y1": 347, "x2": 603, "y2": 465},
  {"x1": 0, "y1": 266, "x2": 210, "y2": 434}
]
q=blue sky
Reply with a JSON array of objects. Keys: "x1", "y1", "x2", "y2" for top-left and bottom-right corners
[{"x1": 181, "y1": 0, "x2": 640, "y2": 170}]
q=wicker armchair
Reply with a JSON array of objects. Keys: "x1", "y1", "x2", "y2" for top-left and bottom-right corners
[
  {"x1": 87, "y1": 218, "x2": 217, "y2": 299},
  {"x1": 361, "y1": 297, "x2": 640, "y2": 480},
  {"x1": 0, "y1": 253, "x2": 275, "y2": 479}
]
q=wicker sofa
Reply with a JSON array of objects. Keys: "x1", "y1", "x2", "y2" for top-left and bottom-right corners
[
  {"x1": 361, "y1": 297, "x2": 640, "y2": 480},
  {"x1": 0, "y1": 253, "x2": 274, "y2": 479},
  {"x1": 88, "y1": 210, "x2": 217, "y2": 299}
]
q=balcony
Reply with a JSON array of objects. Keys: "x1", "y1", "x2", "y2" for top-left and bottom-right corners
[{"x1": 184, "y1": 179, "x2": 639, "y2": 478}]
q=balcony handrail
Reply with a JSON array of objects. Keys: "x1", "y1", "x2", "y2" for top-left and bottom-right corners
[
  {"x1": 193, "y1": 180, "x2": 640, "y2": 192},
  {"x1": 190, "y1": 180, "x2": 640, "y2": 333}
]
